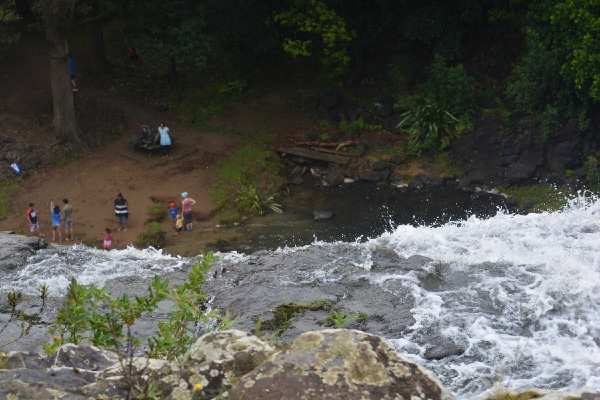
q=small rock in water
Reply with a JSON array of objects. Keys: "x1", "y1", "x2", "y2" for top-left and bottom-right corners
[{"x1": 312, "y1": 210, "x2": 334, "y2": 220}]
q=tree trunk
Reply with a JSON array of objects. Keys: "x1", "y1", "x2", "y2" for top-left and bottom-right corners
[
  {"x1": 35, "y1": 0, "x2": 86, "y2": 149},
  {"x1": 48, "y1": 41, "x2": 81, "y2": 146},
  {"x1": 85, "y1": 0, "x2": 110, "y2": 75}
]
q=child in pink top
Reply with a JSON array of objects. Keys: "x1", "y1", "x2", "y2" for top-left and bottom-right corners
[{"x1": 102, "y1": 228, "x2": 113, "y2": 250}]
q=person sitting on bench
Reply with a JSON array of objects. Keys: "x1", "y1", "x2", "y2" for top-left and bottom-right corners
[{"x1": 138, "y1": 125, "x2": 153, "y2": 146}]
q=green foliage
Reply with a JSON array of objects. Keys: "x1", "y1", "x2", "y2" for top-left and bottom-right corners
[
  {"x1": 147, "y1": 203, "x2": 166, "y2": 223},
  {"x1": 0, "y1": 179, "x2": 20, "y2": 221},
  {"x1": 425, "y1": 54, "x2": 475, "y2": 116},
  {"x1": 235, "y1": 183, "x2": 283, "y2": 216},
  {"x1": 209, "y1": 145, "x2": 285, "y2": 222},
  {"x1": 396, "y1": 55, "x2": 474, "y2": 154},
  {"x1": 45, "y1": 253, "x2": 220, "y2": 362},
  {"x1": 318, "y1": 119, "x2": 334, "y2": 129},
  {"x1": 397, "y1": 96, "x2": 463, "y2": 154},
  {"x1": 0, "y1": 0, "x2": 21, "y2": 45},
  {"x1": 135, "y1": 222, "x2": 165, "y2": 248},
  {"x1": 217, "y1": 146, "x2": 282, "y2": 185},
  {"x1": 146, "y1": 254, "x2": 216, "y2": 360},
  {"x1": 502, "y1": 184, "x2": 574, "y2": 212},
  {"x1": 264, "y1": 300, "x2": 332, "y2": 337},
  {"x1": 540, "y1": 104, "x2": 562, "y2": 141},
  {"x1": 317, "y1": 133, "x2": 331, "y2": 142},
  {"x1": 386, "y1": 55, "x2": 416, "y2": 93},
  {"x1": 551, "y1": 0, "x2": 600, "y2": 102},
  {"x1": 338, "y1": 117, "x2": 382, "y2": 134},
  {"x1": 435, "y1": 152, "x2": 463, "y2": 176},
  {"x1": 274, "y1": 0, "x2": 355, "y2": 79},
  {"x1": 584, "y1": 155, "x2": 600, "y2": 194},
  {"x1": 506, "y1": 0, "x2": 593, "y2": 136},
  {"x1": 1, "y1": 285, "x2": 48, "y2": 350},
  {"x1": 110, "y1": 0, "x2": 210, "y2": 74},
  {"x1": 218, "y1": 79, "x2": 248, "y2": 95},
  {"x1": 327, "y1": 309, "x2": 357, "y2": 328}
]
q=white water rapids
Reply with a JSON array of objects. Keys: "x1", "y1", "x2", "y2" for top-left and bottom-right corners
[{"x1": 2, "y1": 195, "x2": 599, "y2": 398}]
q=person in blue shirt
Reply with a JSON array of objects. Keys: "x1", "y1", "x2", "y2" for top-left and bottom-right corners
[
  {"x1": 69, "y1": 55, "x2": 78, "y2": 92},
  {"x1": 50, "y1": 200, "x2": 63, "y2": 242},
  {"x1": 168, "y1": 201, "x2": 178, "y2": 227}
]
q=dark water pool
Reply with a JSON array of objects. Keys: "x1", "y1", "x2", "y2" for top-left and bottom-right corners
[{"x1": 206, "y1": 183, "x2": 513, "y2": 253}]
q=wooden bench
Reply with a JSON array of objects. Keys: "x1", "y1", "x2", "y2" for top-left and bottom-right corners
[{"x1": 129, "y1": 137, "x2": 176, "y2": 156}]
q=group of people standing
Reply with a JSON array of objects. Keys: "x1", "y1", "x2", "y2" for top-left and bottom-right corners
[
  {"x1": 26, "y1": 199, "x2": 73, "y2": 242},
  {"x1": 25, "y1": 190, "x2": 197, "y2": 249},
  {"x1": 168, "y1": 192, "x2": 197, "y2": 235}
]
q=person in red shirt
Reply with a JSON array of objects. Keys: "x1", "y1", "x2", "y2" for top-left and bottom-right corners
[{"x1": 26, "y1": 203, "x2": 45, "y2": 237}]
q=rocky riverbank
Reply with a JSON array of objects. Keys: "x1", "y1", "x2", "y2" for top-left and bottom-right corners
[{"x1": 2, "y1": 329, "x2": 598, "y2": 400}]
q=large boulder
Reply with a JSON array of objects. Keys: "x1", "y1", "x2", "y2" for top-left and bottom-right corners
[
  {"x1": 219, "y1": 329, "x2": 455, "y2": 400},
  {"x1": 181, "y1": 330, "x2": 278, "y2": 398}
]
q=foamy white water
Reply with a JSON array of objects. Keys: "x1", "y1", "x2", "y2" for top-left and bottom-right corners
[
  {"x1": 3, "y1": 195, "x2": 600, "y2": 398},
  {"x1": 369, "y1": 196, "x2": 600, "y2": 396},
  {"x1": 0, "y1": 245, "x2": 191, "y2": 296}
]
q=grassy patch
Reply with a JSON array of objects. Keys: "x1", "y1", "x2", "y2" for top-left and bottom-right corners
[
  {"x1": 502, "y1": 184, "x2": 573, "y2": 212},
  {"x1": 135, "y1": 221, "x2": 165, "y2": 248},
  {"x1": 209, "y1": 144, "x2": 285, "y2": 224},
  {"x1": 263, "y1": 300, "x2": 333, "y2": 336},
  {"x1": 435, "y1": 152, "x2": 462, "y2": 176},
  {"x1": 0, "y1": 180, "x2": 21, "y2": 221},
  {"x1": 147, "y1": 203, "x2": 167, "y2": 223}
]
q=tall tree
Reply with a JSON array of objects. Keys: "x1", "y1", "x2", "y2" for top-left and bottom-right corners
[
  {"x1": 551, "y1": 0, "x2": 600, "y2": 102},
  {"x1": 111, "y1": 0, "x2": 211, "y2": 99},
  {"x1": 0, "y1": 0, "x2": 21, "y2": 45},
  {"x1": 83, "y1": 0, "x2": 111, "y2": 75},
  {"x1": 33, "y1": 0, "x2": 84, "y2": 148}
]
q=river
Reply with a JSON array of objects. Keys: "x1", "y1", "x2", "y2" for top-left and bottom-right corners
[{"x1": 1, "y1": 185, "x2": 599, "y2": 398}]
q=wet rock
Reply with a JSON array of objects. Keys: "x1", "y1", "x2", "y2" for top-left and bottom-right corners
[
  {"x1": 0, "y1": 231, "x2": 47, "y2": 272},
  {"x1": 389, "y1": 154, "x2": 407, "y2": 165},
  {"x1": 220, "y1": 329, "x2": 455, "y2": 400},
  {"x1": 423, "y1": 335, "x2": 465, "y2": 360},
  {"x1": 323, "y1": 169, "x2": 344, "y2": 186},
  {"x1": 358, "y1": 170, "x2": 383, "y2": 182},
  {"x1": 371, "y1": 160, "x2": 388, "y2": 172},
  {"x1": 409, "y1": 174, "x2": 430, "y2": 188},
  {"x1": 381, "y1": 115, "x2": 399, "y2": 133},
  {"x1": 312, "y1": 210, "x2": 334, "y2": 220}
]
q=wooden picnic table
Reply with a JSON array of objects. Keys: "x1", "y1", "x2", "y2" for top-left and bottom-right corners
[{"x1": 129, "y1": 137, "x2": 176, "y2": 156}]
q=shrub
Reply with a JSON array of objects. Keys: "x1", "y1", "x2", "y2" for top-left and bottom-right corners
[
  {"x1": 235, "y1": 183, "x2": 283, "y2": 216},
  {"x1": 397, "y1": 96, "x2": 464, "y2": 154},
  {"x1": 585, "y1": 155, "x2": 600, "y2": 194},
  {"x1": 338, "y1": 117, "x2": 381, "y2": 134},
  {"x1": 43, "y1": 254, "x2": 227, "y2": 397},
  {"x1": 147, "y1": 203, "x2": 166, "y2": 222},
  {"x1": 135, "y1": 221, "x2": 165, "y2": 248},
  {"x1": 425, "y1": 54, "x2": 475, "y2": 118},
  {"x1": 1, "y1": 285, "x2": 48, "y2": 350}
]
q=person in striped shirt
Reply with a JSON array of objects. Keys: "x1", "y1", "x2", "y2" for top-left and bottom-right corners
[{"x1": 113, "y1": 192, "x2": 130, "y2": 232}]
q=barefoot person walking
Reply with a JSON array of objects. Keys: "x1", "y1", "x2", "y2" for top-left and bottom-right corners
[{"x1": 181, "y1": 192, "x2": 196, "y2": 232}]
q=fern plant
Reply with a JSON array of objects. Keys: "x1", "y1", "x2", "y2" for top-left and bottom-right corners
[
  {"x1": 397, "y1": 96, "x2": 463, "y2": 154},
  {"x1": 235, "y1": 183, "x2": 283, "y2": 216}
]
